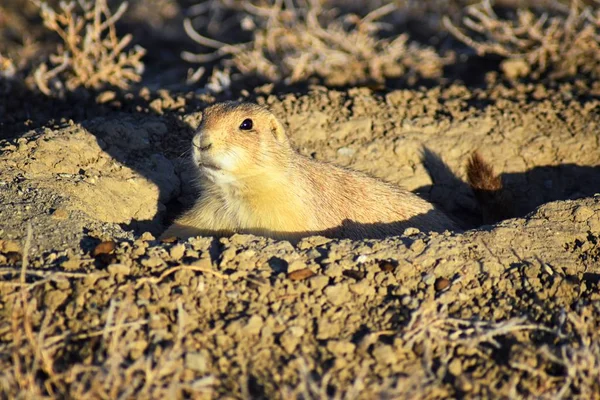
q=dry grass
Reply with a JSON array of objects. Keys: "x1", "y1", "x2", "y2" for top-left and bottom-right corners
[
  {"x1": 0, "y1": 54, "x2": 17, "y2": 79},
  {"x1": 444, "y1": 0, "x2": 600, "y2": 79},
  {"x1": 182, "y1": 0, "x2": 455, "y2": 86},
  {"x1": 274, "y1": 299, "x2": 599, "y2": 399},
  {"x1": 2, "y1": 282, "x2": 215, "y2": 398},
  {"x1": 31, "y1": 0, "x2": 146, "y2": 96},
  {"x1": 0, "y1": 228, "x2": 215, "y2": 399},
  {"x1": 2, "y1": 256, "x2": 600, "y2": 399}
]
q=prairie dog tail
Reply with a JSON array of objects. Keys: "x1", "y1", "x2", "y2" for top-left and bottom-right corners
[{"x1": 466, "y1": 152, "x2": 513, "y2": 224}]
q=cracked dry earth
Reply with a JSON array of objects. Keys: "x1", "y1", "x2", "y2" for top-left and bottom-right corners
[{"x1": 1, "y1": 83, "x2": 600, "y2": 398}]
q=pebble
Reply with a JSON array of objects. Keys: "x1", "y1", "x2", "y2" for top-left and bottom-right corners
[
  {"x1": 448, "y1": 358, "x2": 463, "y2": 376},
  {"x1": 324, "y1": 283, "x2": 351, "y2": 306},
  {"x1": 51, "y1": 207, "x2": 69, "y2": 220},
  {"x1": 141, "y1": 256, "x2": 164, "y2": 268},
  {"x1": 372, "y1": 344, "x2": 397, "y2": 365},
  {"x1": 309, "y1": 275, "x2": 330, "y2": 291},
  {"x1": 422, "y1": 273, "x2": 436, "y2": 286},
  {"x1": 44, "y1": 290, "x2": 70, "y2": 311},
  {"x1": 327, "y1": 340, "x2": 356, "y2": 356},
  {"x1": 185, "y1": 351, "x2": 209, "y2": 373},
  {"x1": 379, "y1": 261, "x2": 395, "y2": 272},
  {"x1": 169, "y1": 243, "x2": 186, "y2": 261},
  {"x1": 61, "y1": 258, "x2": 81, "y2": 271},
  {"x1": 288, "y1": 268, "x2": 315, "y2": 281},
  {"x1": 241, "y1": 315, "x2": 262, "y2": 336},
  {"x1": 107, "y1": 263, "x2": 130, "y2": 276},
  {"x1": 349, "y1": 280, "x2": 375, "y2": 296},
  {"x1": 435, "y1": 277, "x2": 451, "y2": 292},
  {"x1": 93, "y1": 241, "x2": 116, "y2": 257},
  {"x1": 410, "y1": 239, "x2": 426, "y2": 253},
  {"x1": 287, "y1": 259, "x2": 307, "y2": 273},
  {"x1": 280, "y1": 326, "x2": 305, "y2": 353}
]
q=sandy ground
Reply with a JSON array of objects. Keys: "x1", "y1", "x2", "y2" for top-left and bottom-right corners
[{"x1": 1, "y1": 79, "x2": 600, "y2": 398}]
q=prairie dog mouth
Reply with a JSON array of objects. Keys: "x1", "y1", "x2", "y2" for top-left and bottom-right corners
[{"x1": 199, "y1": 161, "x2": 220, "y2": 171}]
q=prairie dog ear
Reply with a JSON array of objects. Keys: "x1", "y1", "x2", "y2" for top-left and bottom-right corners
[{"x1": 269, "y1": 116, "x2": 289, "y2": 144}]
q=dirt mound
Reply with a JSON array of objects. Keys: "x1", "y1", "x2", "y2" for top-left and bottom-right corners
[
  {"x1": 1, "y1": 78, "x2": 600, "y2": 400},
  {"x1": 1, "y1": 194, "x2": 599, "y2": 398}
]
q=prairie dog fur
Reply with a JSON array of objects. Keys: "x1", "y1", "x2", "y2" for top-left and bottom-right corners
[{"x1": 162, "y1": 102, "x2": 462, "y2": 241}]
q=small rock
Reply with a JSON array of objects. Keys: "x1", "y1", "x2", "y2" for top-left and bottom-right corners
[
  {"x1": 96, "y1": 91, "x2": 116, "y2": 104},
  {"x1": 108, "y1": 264, "x2": 130, "y2": 276},
  {"x1": 456, "y1": 377, "x2": 473, "y2": 392},
  {"x1": 343, "y1": 270, "x2": 364, "y2": 280},
  {"x1": 185, "y1": 351, "x2": 209, "y2": 373},
  {"x1": 141, "y1": 256, "x2": 164, "y2": 268},
  {"x1": 435, "y1": 277, "x2": 451, "y2": 292},
  {"x1": 288, "y1": 268, "x2": 315, "y2": 281},
  {"x1": 379, "y1": 261, "x2": 395, "y2": 272},
  {"x1": 448, "y1": 358, "x2": 462, "y2": 376},
  {"x1": 44, "y1": 290, "x2": 70, "y2": 311},
  {"x1": 349, "y1": 280, "x2": 375, "y2": 296},
  {"x1": 403, "y1": 227, "x2": 420, "y2": 236},
  {"x1": 324, "y1": 283, "x2": 351, "y2": 306},
  {"x1": 422, "y1": 273, "x2": 436, "y2": 286},
  {"x1": 140, "y1": 232, "x2": 155, "y2": 241},
  {"x1": 280, "y1": 326, "x2": 305, "y2": 353},
  {"x1": 51, "y1": 208, "x2": 69, "y2": 220},
  {"x1": 317, "y1": 318, "x2": 341, "y2": 340},
  {"x1": 296, "y1": 236, "x2": 331, "y2": 250},
  {"x1": 309, "y1": 275, "x2": 330, "y2": 291},
  {"x1": 327, "y1": 340, "x2": 356, "y2": 356},
  {"x1": 243, "y1": 315, "x2": 263, "y2": 336},
  {"x1": 170, "y1": 243, "x2": 186, "y2": 261},
  {"x1": 337, "y1": 147, "x2": 356, "y2": 157},
  {"x1": 410, "y1": 239, "x2": 426, "y2": 253},
  {"x1": 129, "y1": 340, "x2": 148, "y2": 360},
  {"x1": 287, "y1": 259, "x2": 307, "y2": 273},
  {"x1": 372, "y1": 344, "x2": 397, "y2": 365},
  {"x1": 61, "y1": 258, "x2": 81, "y2": 271},
  {"x1": 324, "y1": 263, "x2": 343, "y2": 278},
  {"x1": 93, "y1": 241, "x2": 116, "y2": 257}
]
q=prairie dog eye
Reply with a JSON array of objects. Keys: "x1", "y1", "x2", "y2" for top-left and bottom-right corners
[{"x1": 239, "y1": 119, "x2": 253, "y2": 130}]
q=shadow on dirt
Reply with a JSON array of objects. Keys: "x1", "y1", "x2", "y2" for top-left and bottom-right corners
[
  {"x1": 3, "y1": 66, "x2": 600, "y2": 241},
  {"x1": 419, "y1": 148, "x2": 600, "y2": 229}
]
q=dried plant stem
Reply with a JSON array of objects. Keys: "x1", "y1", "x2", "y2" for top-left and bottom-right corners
[{"x1": 135, "y1": 264, "x2": 228, "y2": 289}]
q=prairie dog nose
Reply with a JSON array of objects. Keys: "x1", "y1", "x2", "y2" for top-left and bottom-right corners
[{"x1": 192, "y1": 134, "x2": 212, "y2": 151}]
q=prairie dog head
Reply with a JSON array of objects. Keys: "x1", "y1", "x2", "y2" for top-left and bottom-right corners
[{"x1": 192, "y1": 102, "x2": 291, "y2": 185}]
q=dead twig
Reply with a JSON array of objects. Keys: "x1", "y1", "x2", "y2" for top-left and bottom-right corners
[{"x1": 135, "y1": 264, "x2": 228, "y2": 289}]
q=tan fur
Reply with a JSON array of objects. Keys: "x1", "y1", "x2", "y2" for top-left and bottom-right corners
[{"x1": 161, "y1": 102, "x2": 461, "y2": 241}]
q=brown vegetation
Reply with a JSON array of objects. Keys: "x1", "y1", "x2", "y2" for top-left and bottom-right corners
[
  {"x1": 31, "y1": 0, "x2": 146, "y2": 96},
  {"x1": 444, "y1": 0, "x2": 600, "y2": 79},
  {"x1": 182, "y1": 1, "x2": 455, "y2": 86}
]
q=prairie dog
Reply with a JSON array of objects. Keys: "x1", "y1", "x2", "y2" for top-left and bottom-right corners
[{"x1": 162, "y1": 102, "x2": 462, "y2": 241}]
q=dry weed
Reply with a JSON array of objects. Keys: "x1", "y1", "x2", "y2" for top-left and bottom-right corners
[
  {"x1": 0, "y1": 54, "x2": 17, "y2": 79},
  {"x1": 444, "y1": 0, "x2": 600, "y2": 79},
  {"x1": 31, "y1": 0, "x2": 146, "y2": 96},
  {"x1": 183, "y1": 1, "x2": 454, "y2": 86},
  {"x1": 0, "y1": 229, "x2": 215, "y2": 399}
]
